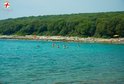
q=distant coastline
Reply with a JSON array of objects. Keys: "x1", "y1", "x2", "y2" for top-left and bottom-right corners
[
  {"x1": 0, "y1": 35, "x2": 124, "y2": 44},
  {"x1": 0, "y1": 12, "x2": 124, "y2": 40}
]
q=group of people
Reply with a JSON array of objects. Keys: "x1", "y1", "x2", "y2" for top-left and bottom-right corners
[
  {"x1": 36, "y1": 43, "x2": 80, "y2": 49},
  {"x1": 52, "y1": 43, "x2": 68, "y2": 49}
]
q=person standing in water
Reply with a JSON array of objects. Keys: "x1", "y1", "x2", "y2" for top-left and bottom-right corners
[
  {"x1": 52, "y1": 43, "x2": 55, "y2": 47},
  {"x1": 63, "y1": 45, "x2": 68, "y2": 49},
  {"x1": 78, "y1": 44, "x2": 80, "y2": 47}
]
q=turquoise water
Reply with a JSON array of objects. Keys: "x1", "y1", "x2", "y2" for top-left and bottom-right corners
[{"x1": 0, "y1": 39, "x2": 124, "y2": 84}]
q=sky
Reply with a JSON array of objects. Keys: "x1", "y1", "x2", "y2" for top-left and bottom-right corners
[{"x1": 0, "y1": 0, "x2": 124, "y2": 20}]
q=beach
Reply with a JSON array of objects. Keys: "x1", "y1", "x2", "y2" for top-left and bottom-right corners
[{"x1": 0, "y1": 35, "x2": 124, "y2": 44}]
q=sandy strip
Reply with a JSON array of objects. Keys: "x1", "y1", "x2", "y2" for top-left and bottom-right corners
[{"x1": 0, "y1": 35, "x2": 124, "y2": 44}]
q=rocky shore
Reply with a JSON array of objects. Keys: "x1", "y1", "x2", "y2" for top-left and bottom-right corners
[{"x1": 0, "y1": 35, "x2": 124, "y2": 44}]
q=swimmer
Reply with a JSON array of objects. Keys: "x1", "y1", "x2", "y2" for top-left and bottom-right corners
[
  {"x1": 57, "y1": 45, "x2": 60, "y2": 48},
  {"x1": 52, "y1": 43, "x2": 55, "y2": 47},
  {"x1": 77, "y1": 44, "x2": 80, "y2": 47},
  {"x1": 63, "y1": 45, "x2": 67, "y2": 49},
  {"x1": 37, "y1": 45, "x2": 40, "y2": 48}
]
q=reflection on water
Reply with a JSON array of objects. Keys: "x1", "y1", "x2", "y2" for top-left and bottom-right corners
[{"x1": 0, "y1": 39, "x2": 124, "y2": 84}]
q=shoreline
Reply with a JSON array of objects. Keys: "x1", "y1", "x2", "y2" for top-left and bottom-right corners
[{"x1": 0, "y1": 35, "x2": 124, "y2": 44}]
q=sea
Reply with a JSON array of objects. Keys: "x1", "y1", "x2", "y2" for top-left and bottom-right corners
[{"x1": 0, "y1": 39, "x2": 124, "y2": 84}]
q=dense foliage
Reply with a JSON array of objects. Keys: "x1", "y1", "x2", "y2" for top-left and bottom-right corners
[{"x1": 0, "y1": 11, "x2": 124, "y2": 38}]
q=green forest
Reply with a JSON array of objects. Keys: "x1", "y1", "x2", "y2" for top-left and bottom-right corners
[{"x1": 0, "y1": 11, "x2": 124, "y2": 38}]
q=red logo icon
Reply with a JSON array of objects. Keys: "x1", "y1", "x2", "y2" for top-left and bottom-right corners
[{"x1": 4, "y1": 1, "x2": 10, "y2": 8}]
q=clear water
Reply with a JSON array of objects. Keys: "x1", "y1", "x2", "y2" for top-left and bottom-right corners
[{"x1": 0, "y1": 39, "x2": 124, "y2": 84}]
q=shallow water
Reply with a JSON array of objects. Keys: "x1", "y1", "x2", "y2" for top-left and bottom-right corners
[{"x1": 0, "y1": 39, "x2": 124, "y2": 84}]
